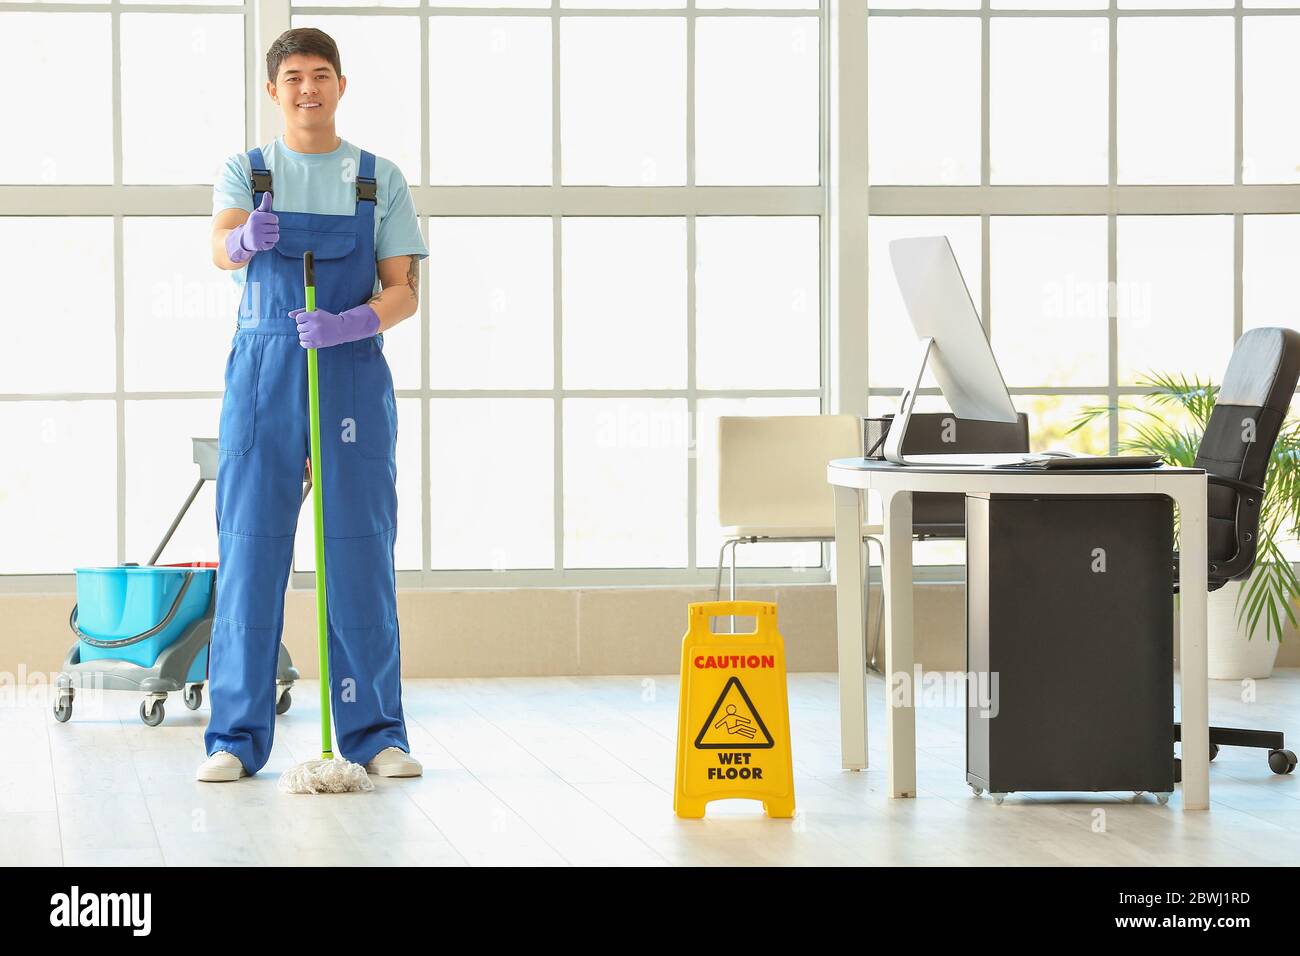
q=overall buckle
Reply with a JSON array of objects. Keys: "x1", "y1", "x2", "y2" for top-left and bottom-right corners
[{"x1": 251, "y1": 169, "x2": 273, "y2": 197}]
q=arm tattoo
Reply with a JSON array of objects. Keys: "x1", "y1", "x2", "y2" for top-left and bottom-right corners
[
  {"x1": 405, "y1": 257, "x2": 419, "y2": 302},
  {"x1": 366, "y1": 257, "x2": 419, "y2": 310}
]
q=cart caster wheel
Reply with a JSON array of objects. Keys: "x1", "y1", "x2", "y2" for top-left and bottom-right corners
[
  {"x1": 275, "y1": 690, "x2": 292, "y2": 716},
  {"x1": 53, "y1": 698, "x2": 73, "y2": 723},
  {"x1": 969, "y1": 785, "x2": 983, "y2": 797},
  {"x1": 183, "y1": 685, "x2": 202, "y2": 711},
  {"x1": 1268, "y1": 749, "x2": 1297, "y2": 774},
  {"x1": 140, "y1": 698, "x2": 165, "y2": 727},
  {"x1": 991, "y1": 793, "x2": 1006, "y2": 805},
  {"x1": 1155, "y1": 791, "x2": 1172, "y2": 806},
  {"x1": 1209, "y1": 742, "x2": 1220, "y2": 762}
]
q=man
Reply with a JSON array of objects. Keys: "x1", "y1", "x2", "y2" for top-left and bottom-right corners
[{"x1": 198, "y1": 27, "x2": 426, "y2": 782}]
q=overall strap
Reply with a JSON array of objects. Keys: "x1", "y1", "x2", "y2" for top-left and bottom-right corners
[
  {"x1": 247, "y1": 147, "x2": 272, "y2": 204},
  {"x1": 355, "y1": 150, "x2": 377, "y2": 206}
]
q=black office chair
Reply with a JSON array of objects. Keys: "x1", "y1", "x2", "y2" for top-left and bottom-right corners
[
  {"x1": 865, "y1": 412, "x2": 1030, "y2": 669},
  {"x1": 1173, "y1": 326, "x2": 1300, "y2": 779}
]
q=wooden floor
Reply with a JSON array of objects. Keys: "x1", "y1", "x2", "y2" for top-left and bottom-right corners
[{"x1": 3, "y1": 670, "x2": 1300, "y2": 866}]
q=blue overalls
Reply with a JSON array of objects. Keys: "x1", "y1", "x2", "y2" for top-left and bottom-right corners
[{"x1": 204, "y1": 147, "x2": 410, "y2": 774}]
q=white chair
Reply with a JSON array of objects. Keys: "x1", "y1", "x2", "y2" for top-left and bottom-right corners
[{"x1": 714, "y1": 415, "x2": 884, "y2": 644}]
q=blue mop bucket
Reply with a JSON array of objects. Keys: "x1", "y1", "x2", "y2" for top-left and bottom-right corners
[{"x1": 73, "y1": 566, "x2": 215, "y2": 669}]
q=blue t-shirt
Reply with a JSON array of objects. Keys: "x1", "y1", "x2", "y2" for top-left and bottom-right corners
[{"x1": 213, "y1": 135, "x2": 428, "y2": 296}]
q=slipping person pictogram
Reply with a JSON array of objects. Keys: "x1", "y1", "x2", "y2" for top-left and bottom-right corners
[
  {"x1": 715, "y1": 705, "x2": 758, "y2": 740},
  {"x1": 694, "y1": 676, "x2": 775, "y2": 750}
]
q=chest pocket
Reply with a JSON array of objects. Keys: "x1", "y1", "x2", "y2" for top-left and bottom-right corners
[{"x1": 273, "y1": 225, "x2": 356, "y2": 262}]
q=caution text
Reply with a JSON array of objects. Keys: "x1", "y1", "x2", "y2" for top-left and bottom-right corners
[{"x1": 693, "y1": 655, "x2": 776, "y2": 669}]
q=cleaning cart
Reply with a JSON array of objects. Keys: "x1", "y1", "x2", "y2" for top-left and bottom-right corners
[{"x1": 54, "y1": 437, "x2": 302, "y2": 726}]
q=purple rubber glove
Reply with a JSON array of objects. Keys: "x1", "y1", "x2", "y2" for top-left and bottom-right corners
[
  {"x1": 290, "y1": 303, "x2": 380, "y2": 350},
  {"x1": 225, "y1": 192, "x2": 280, "y2": 264}
]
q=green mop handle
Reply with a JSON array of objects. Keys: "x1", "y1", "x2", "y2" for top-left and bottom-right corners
[{"x1": 304, "y1": 252, "x2": 333, "y2": 761}]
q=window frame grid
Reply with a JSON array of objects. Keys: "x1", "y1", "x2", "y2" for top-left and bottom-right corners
[
  {"x1": 864, "y1": 0, "x2": 1300, "y2": 456},
  {"x1": 0, "y1": 0, "x2": 256, "y2": 594},
  {"x1": 0, "y1": 0, "x2": 833, "y2": 592}
]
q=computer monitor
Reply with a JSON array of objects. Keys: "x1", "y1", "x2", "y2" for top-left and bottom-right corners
[{"x1": 883, "y1": 236, "x2": 1019, "y2": 466}]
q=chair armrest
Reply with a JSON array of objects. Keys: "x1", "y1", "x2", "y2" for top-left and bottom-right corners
[
  {"x1": 1206, "y1": 474, "x2": 1265, "y2": 498},
  {"x1": 1192, "y1": 475, "x2": 1266, "y2": 586}
]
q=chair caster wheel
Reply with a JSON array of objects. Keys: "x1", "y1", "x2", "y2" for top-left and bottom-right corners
[
  {"x1": 1155, "y1": 791, "x2": 1172, "y2": 806},
  {"x1": 969, "y1": 785, "x2": 983, "y2": 797},
  {"x1": 991, "y1": 792, "x2": 1006, "y2": 805},
  {"x1": 1268, "y1": 749, "x2": 1297, "y2": 774}
]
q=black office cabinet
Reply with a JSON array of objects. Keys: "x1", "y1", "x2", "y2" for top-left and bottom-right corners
[{"x1": 965, "y1": 493, "x2": 1175, "y2": 796}]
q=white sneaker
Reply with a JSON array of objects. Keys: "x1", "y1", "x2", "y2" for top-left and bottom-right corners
[
  {"x1": 365, "y1": 747, "x2": 422, "y2": 778},
  {"x1": 196, "y1": 751, "x2": 248, "y2": 782}
]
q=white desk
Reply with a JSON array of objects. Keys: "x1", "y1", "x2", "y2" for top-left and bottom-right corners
[{"x1": 827, "y1": 458, "x2": 1210, "y2": 812}]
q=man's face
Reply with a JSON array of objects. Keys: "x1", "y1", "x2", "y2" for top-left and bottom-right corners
[{"x1": 268, "y1": 53, "x2": 345, "y2": 129}]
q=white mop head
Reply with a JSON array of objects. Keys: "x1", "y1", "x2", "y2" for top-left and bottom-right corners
[{"x1": 278, "y1": 757, "x2": 375, "y2": 794}]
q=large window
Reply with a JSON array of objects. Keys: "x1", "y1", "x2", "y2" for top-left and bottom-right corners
[
  {"x1": 18, "y1": 4, "x2": 1287, "y2": 585},
  {"x1": 0, "y1": 0, "x2": 826, "y2": 587},
  {"x1": 0, "y1": 3, "x2": 247, "y2": 581},
  {"x1": 864, "y1": 1, "x2": 1300, "y2": 564}
]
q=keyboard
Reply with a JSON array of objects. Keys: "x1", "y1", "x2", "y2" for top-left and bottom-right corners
[
  {"x1": 889, "y1": 452, "x2": 1166, "y2": 469},
  {"x1": 993, "y1": 454, "x2": 1166, "y2": 470}
]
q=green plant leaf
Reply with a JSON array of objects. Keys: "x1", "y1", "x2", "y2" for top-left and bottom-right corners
[{"x1": 1065, "y1": 401, "x2": 1114, "y2": 436}]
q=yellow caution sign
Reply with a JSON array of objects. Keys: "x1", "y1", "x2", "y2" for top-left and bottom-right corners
[{"x1": 674, "y1": 601, "x2": 795, "y2": 819}]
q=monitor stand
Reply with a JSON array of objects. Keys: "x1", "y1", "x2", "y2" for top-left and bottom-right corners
[
  {"x1": 882, "y1": 336, "x2": 933, "y2": 466},
  {"x1": 880, "y1": 337, "x2": 1027, "y2": 468}
]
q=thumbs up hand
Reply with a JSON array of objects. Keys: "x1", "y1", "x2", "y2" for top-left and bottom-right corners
[
  {"x1": 225, "y1": 191, "x2": 280, "y2": 264},
  {"x1": 241, "y1": 192, "x2": 280, "y2": 251}
]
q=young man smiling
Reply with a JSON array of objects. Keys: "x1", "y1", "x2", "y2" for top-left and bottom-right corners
[{"x1": 199, "y1": 28, "x2": 426, "y2": 783}]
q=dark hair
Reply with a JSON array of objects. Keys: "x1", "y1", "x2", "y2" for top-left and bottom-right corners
[{"x1": 266, "y1": 28, "x2": 342, "y2": 85}]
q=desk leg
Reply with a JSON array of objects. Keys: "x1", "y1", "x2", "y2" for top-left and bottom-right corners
[
  {"x1": 833, "y1": 484, "x2": 868, "y2": 770},
  {"x1": 1176, "y1": 482, "x2": 1210, "y2": 811},
  {"x1": 882, "y1": 488, "x2": 916, "y2": 798}
]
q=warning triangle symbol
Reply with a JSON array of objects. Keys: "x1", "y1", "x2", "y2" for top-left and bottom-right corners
[{"x1": 694, "y1": 676, "x2": 775, "y2": 750}]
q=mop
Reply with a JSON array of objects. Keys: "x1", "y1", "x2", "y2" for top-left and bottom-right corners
[{"x1": 279, "y1": 251, "x2": 374, "y2": 795}]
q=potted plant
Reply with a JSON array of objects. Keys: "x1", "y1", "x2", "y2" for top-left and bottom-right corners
[{"x1": 1071, "y1": 373, "x2": 1300, "y2": 679}]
